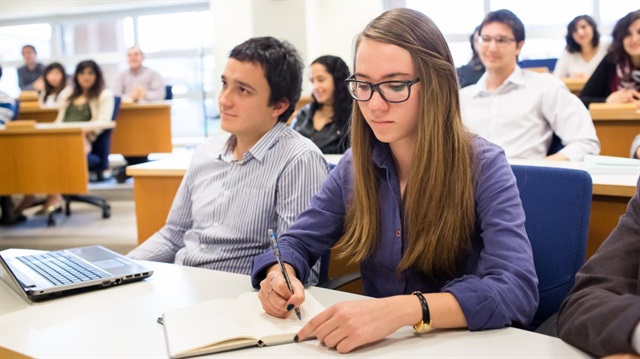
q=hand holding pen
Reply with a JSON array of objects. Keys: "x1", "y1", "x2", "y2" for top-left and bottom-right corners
[{"x1": 268, "y1": 229, "x2": 302, "y2": 320}]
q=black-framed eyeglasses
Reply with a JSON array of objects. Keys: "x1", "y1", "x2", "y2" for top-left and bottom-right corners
[
  {"x1": 477, "y1": 35, "x2": 516, "y2": 46},
  {"x1": 344, "y1": 75, "x2": 420, "y2": 103}
]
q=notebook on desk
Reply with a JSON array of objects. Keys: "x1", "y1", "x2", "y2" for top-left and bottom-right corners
[{"x1": 0, "y1": 245, "x2": 153, "y2": 302}]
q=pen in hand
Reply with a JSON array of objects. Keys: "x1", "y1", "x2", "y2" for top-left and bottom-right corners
[{"x1": 268, "y1": 229, "x2": 302, "y2": 320}]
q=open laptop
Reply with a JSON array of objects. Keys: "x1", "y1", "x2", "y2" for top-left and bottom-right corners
[{"x1": 0, "y1": 245, "x2": 153, "y2": 302}]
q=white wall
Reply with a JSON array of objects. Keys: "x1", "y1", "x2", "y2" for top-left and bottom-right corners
[{"x1": 210, "y1": 0, "x2": 384, "y2": 96}]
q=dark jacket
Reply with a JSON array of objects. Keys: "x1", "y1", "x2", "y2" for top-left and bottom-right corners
[
  {"x1": 579, "y1": 54, "x2": 617, "y2": 108},
  {"x1": 557, "y1": 176, "x2": 640, "y2": 357},
  {"x1": 457, "y1": 62, "x2": 485, "y2": 88},
  {"x1": 291, "y1": 104, "x2": 349, "y2": 154}
]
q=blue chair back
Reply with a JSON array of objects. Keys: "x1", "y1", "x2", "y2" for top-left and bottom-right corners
[
  {"x1": 518, "y1": 58, "x2": 558, "y2": 72},
  {"x1": 164, "y1": 85, "x2": 173, "y2": 100},
  {"x1": 511, "y1": 165, "x2": 592, "y2": 330},
  {"x1": 11, "y1": 100, "x2": 19, "y2": 121},
  {"x1": 88, "y1": 96, "x2": 120, "y2": 174},
  {"x1": 547, "y1": 133, "x2": 564, "y2": 156}
]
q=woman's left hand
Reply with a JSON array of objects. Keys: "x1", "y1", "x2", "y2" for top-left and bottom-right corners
[{"x1": 295, "y1": 297, "x2": 408, "y2": 353}]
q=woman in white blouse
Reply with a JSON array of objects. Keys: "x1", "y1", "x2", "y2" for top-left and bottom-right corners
[{"x1": 554, "y1": 15, "x2": 608, "y2": 79}]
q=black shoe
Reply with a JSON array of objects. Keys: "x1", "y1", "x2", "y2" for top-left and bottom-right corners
[{"x1": 114, "y1": 168, "x2": 131, "y2": 184}]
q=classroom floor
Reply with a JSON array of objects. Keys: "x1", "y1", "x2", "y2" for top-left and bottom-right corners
[{"x1": 0, "y1": 179, "x2": 138, "y2": 255}]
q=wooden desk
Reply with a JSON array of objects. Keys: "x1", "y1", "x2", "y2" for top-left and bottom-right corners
[
  {"x1": 127, "y1": 154, "x2": 192, "y2": 242},
  {"x1": 589, "y1": 103, "x2": 640, "y2": 158},
  {"x1": 16, "y1": 106, "x2": 57, "y2": 122},
  {"x1": 562, "y1": 78, "x2": 587, "y2": 95},
  {"x1": 111, "y1": 102, "x2": 173, "y2": 156},
  {"x1": 0, "y1": 122, "x2": 114, "y2": 195},
  {"x1": 0, "y1": 253, "x2": 589, "y2": 358},
  {"x1": 18, "y1": 102, "x2": 173, "y2": 156}
]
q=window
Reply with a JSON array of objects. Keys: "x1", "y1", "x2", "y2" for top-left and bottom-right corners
[
  {"x1": 61, "y1": 19, "x2": 125, "y2": 56},
  {"x1": 137, "y1": 11, "x2": 214, "y2": 53},
  {"x1": 0, "y1": 23, "x2": 52, "y2": 62},
  {"x1": 489, "y1": 0, "x2": 593, "y2": 28},
  {"x1": 406, "y1": 0, "x2": 485, "y2": 35}
]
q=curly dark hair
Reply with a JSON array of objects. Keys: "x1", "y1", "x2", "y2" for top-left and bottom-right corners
[
  {"x1": 70, "y1": 60, "x2": 105, "y2": 101},
  {"x1": 565, "y1": 15, "x2": 600, "y2": 54},
  {"x1": 309, "y1": 55, "x2": 352, "y2": 134},
  {"x1": 43, "y1": 62, "x2": 68, "y2": 100},
  {"x1": 609, "y1": 10, "x2": 640, "y2": 64}
]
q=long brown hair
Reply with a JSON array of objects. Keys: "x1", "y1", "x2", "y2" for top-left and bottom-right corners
[{"x1": 334, "y1": 8, "x2": 476, "y2": 278}]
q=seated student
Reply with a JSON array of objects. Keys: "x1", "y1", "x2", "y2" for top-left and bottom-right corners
[
  {"x1": 456, "y1": 25, "x2": 485, "y2": 88},
  {"x1": 39, "y1": 62, "x2": 72, "y2": 107},
  {"x1": 291, "y1": 55, "x2": 352, "y2": 154},
  {"x1": 17, "y1": 44, "x2": 44, "y2": 91},
  {"x1": 13, "y1": 60, "x2": 115, "y2": 217},
  {"x1": 580, "y1": 10, "x2": 640, "y2": 108},
  {"x1": 111, "y1": 46, "x2": 166, "y2": 183},
  {"x1": 0, "y1": 65, "x2": 16, "y2": 124},
  {"x1": 460, "y1": 9, "x2": 600, "y2": 161},
  {"x1": 251, "y1": 8, "x2": 538, "y2": 354},
  {"x1": 554, "y1": 15, "x2": 608, "y2": 79},
  {"x1": 557, "y1": 176, "x2": 640, "y2": 358},
  {"x1": 113, "y1": 46, "x2": 165, "y2": 103},
  {"x1": 128, "y1": 37, "x2": 328, "y2": 280}
]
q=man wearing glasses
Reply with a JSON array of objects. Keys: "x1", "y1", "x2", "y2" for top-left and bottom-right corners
[{"x1": 459, "y1": 9, "x2": 600, "y2": 161}]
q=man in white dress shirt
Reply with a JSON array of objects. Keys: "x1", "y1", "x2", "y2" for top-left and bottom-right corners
[{"x1": 459, "y1": 9, "x2": 600, "y2": 161}]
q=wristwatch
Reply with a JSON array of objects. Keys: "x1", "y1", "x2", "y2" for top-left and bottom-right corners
[{"x1": 412, "y1": 291, "x2": 433, "y2": 333}]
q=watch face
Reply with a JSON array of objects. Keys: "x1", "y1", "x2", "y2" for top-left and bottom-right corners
[{"x1": 413, "y1": 322, "x2": 433, "y2": 334}]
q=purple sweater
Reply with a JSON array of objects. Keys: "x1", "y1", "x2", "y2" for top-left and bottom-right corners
[{"x1": 251, "y1": 136, "x2": 539, "y2": 330}]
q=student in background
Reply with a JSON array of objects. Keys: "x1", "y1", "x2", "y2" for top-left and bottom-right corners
[
  {"x1": 17, "y1": 45, "x2": 45, "y2": 91},
  {"x1": 111, "y1": 46, "x2": 166, "y2": 183},
  {"x1": 128, "y1": 37, "x2": 328, "y2": 280},
  {"x1": 554, "y1": 15, "x2": 608, "y2": 79},
  {"x1": 0, "y1": 65, "x2": 16, "y2": 124},
  {"x1": 251, "y1": 8, "x2": 538, "y2": 353},
  {"x1": 113, "y1": 46, "x2": 165, "y2": 103},
  {"x1": 460, "y1": 9, "x2": 600, "y2": 161},
  {"x1": 456, "y1": 26, "x2": 485, "y2": 88},
  {"x1": 557, "y1": 176, "x2": 640, "y2": 358},
  {"x1": 291, "y1": 55, "x2": 352, "y2": 154},
  {"x1": 39, "y1": 62, "x2": 72, "y2": 107},
  {"x1": 13, "y1": 60, "x2": 115, "y2": 218},
  {"x1": 580, "y1": 10, "x2": 640, "y2": 108}
]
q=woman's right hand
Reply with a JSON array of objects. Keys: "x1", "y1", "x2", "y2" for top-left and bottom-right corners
[
  {"x1": 258, "y1": 264, "x2": 306, "y2": 318},
  {"x1": 605, "y1": 89, "x2": 640, "y2": 104}
]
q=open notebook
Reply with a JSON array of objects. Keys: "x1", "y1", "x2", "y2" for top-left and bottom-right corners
[{"x1": 161, "y1": 290, "x2": 325, "y2": 358}]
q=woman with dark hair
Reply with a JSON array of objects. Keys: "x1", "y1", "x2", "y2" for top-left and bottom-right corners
[
  {"x1": 14, "y1": 60, "x2": 115, "y2": 217},
  {"x1": 251, "y1": 8, "x2": 537, "y2": 353},
  {"x1": 554, "y1": 15, "x2": 607, "y2": 79},
  {"x1": 39, "y1": 62, "x2": 71, "y2": 107},
  {"x1": 291, "y1": 55, "x2": 352, "y2": 154},
  {"x1": 456, "y1": 25, "x2": 485, "y2": 88},
  {"x1": 580, "y1": 10, "x2": 640, "y2": 107}
]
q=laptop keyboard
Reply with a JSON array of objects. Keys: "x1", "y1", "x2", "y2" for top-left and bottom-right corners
[{"x1": 17, "y1": 252, "x2": 110, "y2": 285}]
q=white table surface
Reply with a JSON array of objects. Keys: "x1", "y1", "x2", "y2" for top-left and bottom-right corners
[{"x1": 0, "y1": 249, "x2": 590, "y2": 358}]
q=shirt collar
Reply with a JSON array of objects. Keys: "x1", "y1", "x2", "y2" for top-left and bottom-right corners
[
  {"x1": 472, "y1": 65, "x2": 524, "y2": 97},
  {"x1": 371, "y1": 141, "x2": 395, "y2": 171},
  {"x1": 223, "y1": 122, "x2": 287, "y2": 164}
]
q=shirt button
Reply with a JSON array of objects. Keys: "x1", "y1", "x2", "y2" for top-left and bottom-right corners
[
  {"x1": 200, "y1": 244, "x2": 206, "y2": 249},
  {"x1": 395, "y1": 230, "x2": 401, "y2": 238},
  {"x1": 224, "y1": 190, "x2": 230, "y2": 196},
  {"x1": 213, "y1": 222, "x2": 219, "y2": 227}
]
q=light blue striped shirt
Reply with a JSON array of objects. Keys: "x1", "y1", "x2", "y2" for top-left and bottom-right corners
[{"x1": 128, "y1": 122, "x2": 329, "y2": 283}]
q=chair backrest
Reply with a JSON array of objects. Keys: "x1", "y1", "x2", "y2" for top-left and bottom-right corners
[
  {"x1": 547, "y1": 133, "x2": 564, "y2": 156},
  {"x1": 518, "y1": 58, "x2": 558, "y2": 72},
  {"x1": 511, "y1": 165, "x2": 592, "y2": 330},
  {"x1": 164, "y1": 85, "x2": 173, "y2": 100},
  {"x1": 88, "y1": 96, "x2": 121, "y2": 172},
  {"x1": 11, "y1": 100, "x2": 19, "y2": 121}
]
